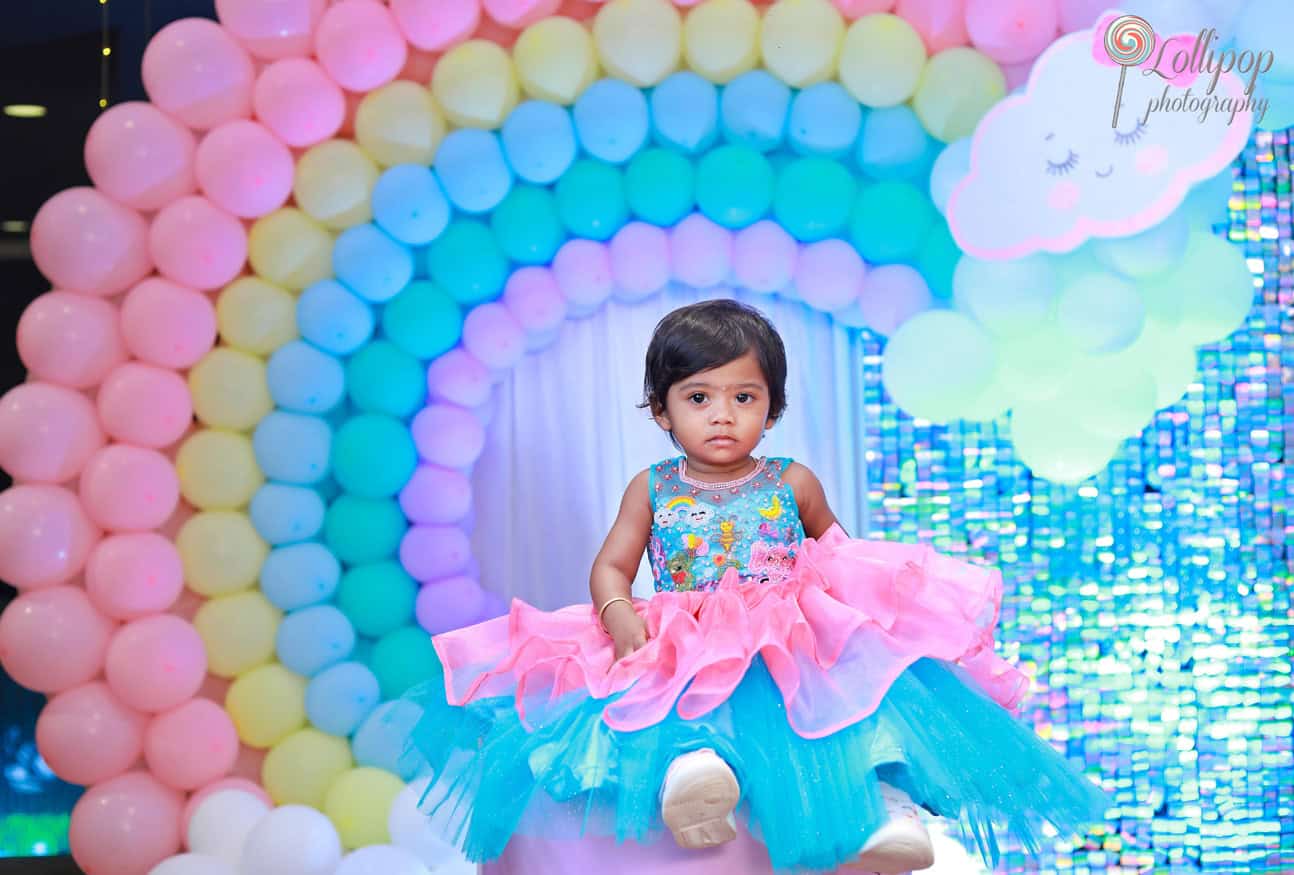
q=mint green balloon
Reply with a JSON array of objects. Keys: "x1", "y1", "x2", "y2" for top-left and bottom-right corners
[
  {"x1": 346, "y1": 340, "x2": 426, "y2": 418},
  {"x1": 370, "y1": 625, "x2": 443, "y2": 699},
  {"x1": 490, "y1": 185, "x2": 566, "y2": 265},
  {"x1": 323, "y1": 495, "x2": 406, "y2": 564},
  {"x1": 625, "y1": 149, "x2": 695, "y2": 226},
  {"x1": 916, "y1": 220, "x2": 960, "y2": 301},
  {"x1": 850, "y1": 181, "x2": 937, "y2": 264},
  {"x1": 331, "y1": 414, "x2": 416, "y2": 498},
  {"x1": 773, "y1": 158, "x2": 856, "y2": 242},
  {"x1": 380, "y1": 281, "x2": 462, "y2": 360},
  {"x1": 695, "y1": 146, "x2": 774, "y2": 229},
  {"x1": 425, "y1": 220, "x2": 509, "y2": 305},
  {"x1": 555, "y1": 159, "x2": 628, "y2": 241},
  {"x1": 337, "y1": 561, "x2": 418, "y2": 638}
]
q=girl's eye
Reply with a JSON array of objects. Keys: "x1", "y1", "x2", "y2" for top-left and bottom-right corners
[
  {"x1": 689, "y1": 393, "x2": 707, "y2": 404},
  {"x1": 1114, "y1": 120, "x2": 1148, "y2": 146},
  {"x1": 736, "y1": 393, "x2": 753, "y2": 403},
  {"x1": 1046, "y1": 150, "x2": 1079, "y2": 176}
]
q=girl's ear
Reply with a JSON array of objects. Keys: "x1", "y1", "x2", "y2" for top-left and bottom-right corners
[{"x1": 654, "y1": 409, "x2": 672, "y2": 432}]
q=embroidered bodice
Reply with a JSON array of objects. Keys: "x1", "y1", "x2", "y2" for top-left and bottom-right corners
[{"x1": 647, "y1": 455, "x2": 806, "y2": 593}]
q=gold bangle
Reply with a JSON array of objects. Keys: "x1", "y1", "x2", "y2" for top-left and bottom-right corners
[{"x1": 597, "y1": 596, "x2": 634, "y2": 634}]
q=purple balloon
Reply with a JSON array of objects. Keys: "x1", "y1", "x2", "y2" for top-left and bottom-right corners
[
  {"x1": 414, "y1": 575, "x2": 488, "y2": 634},
  {"x1": 399, "y1": 465, "x2": 472, "y2": 524},
  {"x1": 426, "y1": 349, "x2": 493, "y2": 409},
  {"x1": 411, "y1": 403, "x2": 486, "y2": 468},
  {"x1": 856, "y1": 264, "x2": 934, "y2": 336},
  {"x1": 399, "y1": 524, "x2": 472, "y2": 582}
]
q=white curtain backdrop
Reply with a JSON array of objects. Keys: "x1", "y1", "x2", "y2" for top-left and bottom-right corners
[{"x1": 468, "y1": 285, "x2": 871, "y2": 610}]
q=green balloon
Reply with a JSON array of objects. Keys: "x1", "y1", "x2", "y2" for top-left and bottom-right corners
[
  {"x1": 337, "y1": 560, "x2": 418, "y2": 638},
  {"x1": 324, "y1": 495, "x2": 406, "y2": 564},
  {"x1": 850, "y1": 181, "x2": 937, "y2": 264},
  {"x1": 345, "y1": 340, "x2": 426, "y2": 418},
  {"x1": 425, "y1": 220, "x2": 509, "y2": 305},
  {"x1": 773, "y1": 157, "x2": 856, "y2": 242},
  {"x1": 695, "y1": 145, "x2": 774, "y2": 229},
  {"x1": 916, "y1": 220, "x2": 960, "y2": 301},
  {"x1": 380, "y1": 281, "x2": 462, "y2": 360},
  {"x1": 625, "y1": 149, "x2": 695, "y2": 226},
  {"x1": 331, "y1": 413, "x2": 416, "y2": 498},
  {"x1": 490, "y1": 185, "x2": 566, "y2": 265},
  {"x1": 555, "y1": 159, "x2": 628, "y2": 241},
  {"x1": 370, "y1": 625, "x2": 443, "y2": 700}
]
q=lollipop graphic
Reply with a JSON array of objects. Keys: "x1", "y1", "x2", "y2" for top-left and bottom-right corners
[{"x1": 1104, "y1": 14, "x2": 1156, "y2": 127}]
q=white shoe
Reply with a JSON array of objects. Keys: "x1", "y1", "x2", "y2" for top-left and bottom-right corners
[
  {"x1": 659, "y1": 749, "x2": 740, "y2": 850},
  {"x1": 849, "y1": 783, "x2": 935, "y2": 874}
]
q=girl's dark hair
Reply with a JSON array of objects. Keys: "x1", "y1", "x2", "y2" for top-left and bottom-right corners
[{"x1": 640, "y1": 299, "x2": 788, "y2": 421}]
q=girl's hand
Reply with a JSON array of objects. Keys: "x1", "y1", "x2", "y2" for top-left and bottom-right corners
[{"x1": 603, "y1": 601, "x2": 649, "y2": 661}]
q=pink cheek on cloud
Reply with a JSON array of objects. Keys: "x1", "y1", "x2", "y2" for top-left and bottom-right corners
[
  {"x1": 1048, "y1": 180, "x2": 1082, "y2": 211},
  {"x1": 1136, "y1": 144, "x2": 1169, "y2": 175}
]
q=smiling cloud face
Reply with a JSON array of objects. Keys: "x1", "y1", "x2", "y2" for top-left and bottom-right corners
[{"x1": 948, "y1": 11, "x2": 1254, "y2": 260}]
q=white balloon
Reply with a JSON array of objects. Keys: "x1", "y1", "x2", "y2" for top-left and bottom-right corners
[
  {"x1": 929, "y1": 138, "x2": 971, "y2": 215},
  {"x1": 1092, "y1": 210, "x2": 1190, "y2": 279},
  {"x1": 239, "y1": 805, "x2": 342, "y2": 875},
  {"x1": 880, "y1": 311, "x2": 997, "y2": 424},
  {"x1": 150, "y1": 854, "x2": 238, "y2": 875},
  {"x1": 388, "y1": 779, "x2": 467, "y2": 871},
  {"x1": 1011, "y1": 402, "x2": 1120, "y2": 484},
  {"x1": 336, "y1": 845, "x2": 431, "y2": 875},
  {"x1": 1054, "y1": 272, "x2": 1145, "y2": 354},
  {"x1": 952, "y1": 254, "x2": 1055, "y2": 339},
  {"x1": 188, "y1": 791, "x2": 271, "y2": 868}
]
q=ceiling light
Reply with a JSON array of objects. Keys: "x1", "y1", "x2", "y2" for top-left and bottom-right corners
[
  {"x1": 4, "y1": 105, "x2": 47, "y2": 118},
  {"x1": 2, "y1": 221, "x2": 29, "y2": 233}
]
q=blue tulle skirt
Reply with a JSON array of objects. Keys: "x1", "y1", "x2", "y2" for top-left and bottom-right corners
[{"x1": 403, "y1": 655, "x2": 1108, "y2": 872}]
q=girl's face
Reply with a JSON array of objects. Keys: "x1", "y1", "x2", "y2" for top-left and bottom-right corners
[{"x1": 653, "y1": 351, "x2": 774, "y2": 469}]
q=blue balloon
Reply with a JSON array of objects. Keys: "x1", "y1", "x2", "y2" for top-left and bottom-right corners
[
  {"x1": 434, "y1": 129, "x2": 514, "y2": 214},
  {"x1": 501, "y1": 101, "x2": 577, "y2": 185},
  {"x1": 305, "y1": 661, "x2": 381, "y2": 737},
  {"x1": 788, "y1": 82, "x2": 863, "y2": 158},
  {"x1": 261, "y1": 542, "x2": 341, "y2": 610},
  {"x1": 720, "y1": 71, "x2": 791, "y2": 152},
  {"x1": 297, "y1": 280, "x2": 374, "y2": 355},
  {"x1": 333, "y1": 224, "x2": 414, "y2": 304},
  {"x1": 252, "y1": 411, "x2": 332, "y2": 484},
  {"x1": 266, "y1": 341, "x2": 346, "y2": 415},
  {"x1": 276, "y1": 605, "x2": 356, "y2": 677},
  {"x1": 373, "y1": 165, "x2": 451, "y2": 246},
  {"x1": 249, "y1": 483, "x2": 326, "y2": 545},
  {"x1": 352, "y1": 700, "x2": 426, "y2": 780},
  {"x1": 651, "y1": 72, "x2": 719, "y2": 154},
  {"x1": 857, "y1": 105, "x2": 938, "y2": 181},
  {"x1": 573, "y1": 79, "x2": 650, "y2": 165}
]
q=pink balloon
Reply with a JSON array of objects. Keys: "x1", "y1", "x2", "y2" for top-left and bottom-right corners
[
  {"x1": 79, "y1": 445, "x2": 180, "y2": 532},
  {"x1": 195, "y1": 121, "x2": 294, "y2": 219},
  {"x1": 120, "y1": 278, "x2": 219, "y2": 369},
  {"x1": 400, "y1": 525, "x2": 472, "y2": 582},
  {"x1": 609, "y1": 223, "x2": 670, "y2": 301},
  {"x1": 400, "y1": 465, "x2": 472, "y2": 524},
  {"x1": 315, "y1": 0, "x2": 409, "y2": 92},
  {"x1": 1057, "y1": 0, "x2": 1108, "y2": 32},
  {"x1": 145, "y1": 699, "x2": 239, "y2": 790},
  {"x1": 415, "y1": 575, "x2": 487, "y2": 634},
  {"x1": 149, "y1": 196, "x2": 248, "y2": 291},
  {"x1": 85, "y1": 533, "x2": 185, "y2": 621},
  {"x1": 69, "y1": 772, "x2": 184, "y2": 875},
  {"x1": 36, "y1": 682, "x2": 147, "y2": 786},
  {"x1": 105, "y1": 615, "x2": 207, "y2": 713},
  {"x1": 895, "y1": 0, "x2": 969, "y2": 52},
  {"x1": 0, "y1": 586, "x2": 114, "y2": 693},
  {"x1": 253, "y1": 59, "x2": 347, "y2": 148},
  {"x1": 833, "y1": 0, "x2": 897, "y2": 17},
  {"x1": 794, "y1": 240, "x2": 865, "y2": 312},
  {"x1": 964, "y1": 0, "x2": 1058, "y2": 64},
  {"x1": 855, "y1": 263, "x2": 934, "y2": 335},
  {"x1": 426, "y1": 349, "x2": 493, "y2": 408},
  {"x1": 84, "y1": 103, "x2": 198, "y2": 211},
  {"x1": 411, "y1": 404, "x2": 486, "y2": 468},
  {"x1": 502, "y1": 268, "x2": 567, "y2": 342},
  {"x1": 0, "y1": 382, "x2": 105, "y2": 483},
  {"x1": 733, "y1": 220, "x2": 798, "y2": 293},
  {"x1": 484, "y1": 0, "x2": 561, "y2": 28},
  {"x1": 390, "y1": 0, "x2": 481, "y2": 51},
  {"x1": 142, "y1": 19, "x2": 255, "y2": 130},
  {"x1": 182, "y1": 778, "x2": 273, "y2": 834},
  {"x1": 670, "y1": 214, "x2": 732, "y2": 289},
  {"x1": 30, "y1": 188, "x2": 152, "y2": 297},
  {"x1": 216, "y1": 0, "x2": 327, "y2": 59},
  {"x1": 1001, "y1": 58, "x2": 1034, "y2": 91},
  {"x1": 96, "y1": 363, "x2": 193, "y2": 449},
  {"x1": 0, "y1": 485, "x2": 99, "y2": 590},
  {"x1": 461, "y1": 302, "x2": 526, "y2": 371},
  {"x1": 16, "y1": 292, "x2": 125, "y2": 390},
  {"x1": 552, "y1": 239, "x2": 613, "y2": 316}
]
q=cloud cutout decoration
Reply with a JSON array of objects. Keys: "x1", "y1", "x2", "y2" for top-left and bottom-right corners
[{"x1": 948, "y1": 9, "x2": 1255, "y2": 260}]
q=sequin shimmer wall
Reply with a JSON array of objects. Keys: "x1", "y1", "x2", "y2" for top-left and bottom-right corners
[{"x1": 862, "y1": 130, "x2": 1293, "y2": 873}]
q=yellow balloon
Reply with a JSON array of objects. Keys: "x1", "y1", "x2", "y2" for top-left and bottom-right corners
[
  {"x1": 248, "y1": 208, "x2": 334, "y2": 292},
  {"x1": 226, "y1": 663, "x2": 306, "y2": 748},
  {"x1": 760, "y1": 0, "x2": 844, "y2": 88},
  {"x1": 323, "y1": 768, "x2": 404, "y2": 849},
  {"x1": 263, "y1": 728, "x2": 353, "y2": 808},
  {"x1": 193, "y1": 590, "x2": 281, "y2": 679},
  {"x1": 432, "y1": 40, "x2": 520, "y2": 129},
  {"x1": 683, "y1": 0, "x2": 760, "y2": 84},
  {"x1": 294, "y1": 140, "x2": 379, "y2": 229},
  {"x1": 177, "y1": 510, "x2": 268, "y2": 597},
  {"x1": 189, "y1": 347, "x2": 273, "y2": 431},
  {"x1": 217, "y1": 276, "x2": 298, "y2": 356},
  {"x1": 839, "y1": 14, "x2": 928, "y2": 108},
  {"x1": 514, "y1": 17, "x2": 599, "y2": 104},
  {"x1": 912, "y1": 48, "x2": 1006, "y2": 143},
  {"x1": 355, "y1": 81, "x2": 446, "y2": 168},
  {"x1": 593, "y1": 0, "x2": 682, "y2": 87},
  {"x1": 175, "y1": 429, "x2": 264, "y2": 510}
]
